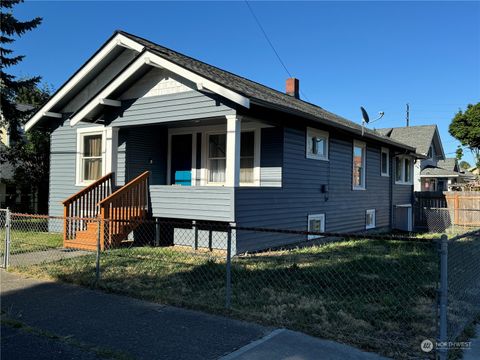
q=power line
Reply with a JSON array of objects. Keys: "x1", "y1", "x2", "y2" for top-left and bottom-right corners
[{"x1": 244, "y1": 1, "x2": 310, "y2": 102}]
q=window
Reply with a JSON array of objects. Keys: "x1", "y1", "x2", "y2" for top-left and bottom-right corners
[
  {"x1": 381, "y1": 147, "x2": 389, "y2": 177},
  {"x1": 76, "y1": 128, "x2": 105, "y2": 185},
  {"x1": 395, "y1": 156, "x2": 413, "y2": 185},
  {"x1": 427, "y1": 145, "x2": 436, "y2": 160},
  {"x1": 353, "y1": 140, "x2": 366, "y2": 190},
  {"x1": 207, "y1": 133, "x2": 227, "y2": 183},
  {"x1": 82, "y1": 134, "x2": 103, "y2": 181},
  {"x1": 240, "y1": 131, "x2": 255, "y2": 184},
  {"x1": 306, "y1": 127, "x2": 329, "y2": 160},
  {"x1": 366, "y1": 209, "x2": 376, "y2": 230},
  {"x1": 308, "y1": 214, "x2": 325, "y2": 240}
]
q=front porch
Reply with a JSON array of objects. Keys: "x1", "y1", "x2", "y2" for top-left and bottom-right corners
[{"x1": 62, "y1": 115, "x2": 267, "y2": 250}]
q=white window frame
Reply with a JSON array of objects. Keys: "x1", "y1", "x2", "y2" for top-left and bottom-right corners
[
  {"x1": 381, "y1": 147, "x2": 389, "y2": 177},
  {"x1": 365, "y1": 209, "x2": 376, "y2": 230},
  {"x1": 307, "y1": 214, "x2": 325, "y2": 240},
  {"x1": 306, "y1": 127, "x2": 329, "y2": 161},
  {"x1": 75, "y1": 126, "x2": 107, "y2": 187},
  {"x1": 205, "y1": 131, "x2": 228, "y2": 186},
  {"x1": 352, "y1": 140, "x2": 366, "y2": 190},
  {"x1": 395, "y1": 155, "x2": 413, "y2": 185},
  {"x1": 167, "y1": 122, "x2": 263, "y2": 187}
]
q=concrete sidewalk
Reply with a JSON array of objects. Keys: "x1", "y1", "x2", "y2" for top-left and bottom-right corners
[{"x1": 1, "y1": 270, "x2": 386, "y2": 360}]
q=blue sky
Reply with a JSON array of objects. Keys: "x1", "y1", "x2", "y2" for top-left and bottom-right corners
[{"x1": 12, "y1": 1, "x2": 480, "y2": 164}]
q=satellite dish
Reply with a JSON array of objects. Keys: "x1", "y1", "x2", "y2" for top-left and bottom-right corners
[{"x1": 360, "y1": 106, "x2": 370, "y2": 124}]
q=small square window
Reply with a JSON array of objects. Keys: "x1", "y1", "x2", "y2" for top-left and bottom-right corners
[
  {"x1": 306, "y1": 127, "x2": 329, "y2": 160},
  {"x1": 308, "y1": 214, "x2": 325, "y2": 240},
  {"x1": 366, "y1": 209, "x2": 376, "y2": 230}
]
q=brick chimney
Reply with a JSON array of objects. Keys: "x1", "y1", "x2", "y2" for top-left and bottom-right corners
[{"x1": 286, "y1": 78, "x2": 300, "y2": 99}]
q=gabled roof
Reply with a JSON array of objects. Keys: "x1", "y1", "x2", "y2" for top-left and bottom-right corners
[
  {"x1": 377, "y1": 125, "x2": 444, "y2": 157},
  {"x1": 119, "y1": 31, "x2": 415, "y2": 151},
  {"x1": 27, "y1": 30, "x2": 416, "y2": 152},
  {"x1": 420, "y1": 158, "x2": 474, "y2": 178}
]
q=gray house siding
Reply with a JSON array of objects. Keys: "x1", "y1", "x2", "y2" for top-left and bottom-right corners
[
  {"x1": 110, "y1": 91, "x2": 235, "y2": 127},
  {"x1": 151, "y1": 187, "x2": 234, "y2": 222},
  {"x1": 48, "y1": 120, "x2": 101, "y2": 218},
  {"x1": 116, "y1": 126, "x2": 168, "y2": 186},
  {"x1": 235, "y1": 125, "x2": 397, "y2": 253}
]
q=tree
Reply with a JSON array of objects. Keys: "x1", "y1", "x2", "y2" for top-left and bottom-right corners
[
  {"x1": 1, "y1": 0, "x2": 42, "y2": 141},
  {"x1": 449, "y1": 103, "x2": 480, "y2": 168},
  {"x1": 0, "y1": 84, "x2": 51, "y2": 213},
  {"x1": 455, "y1": 146, "x2": 463, "y2": 161},
  {"x1": 459, "y1": 161, "x2": 471, "y2": 170}
]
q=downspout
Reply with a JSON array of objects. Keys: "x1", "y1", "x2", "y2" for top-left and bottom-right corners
[{"x1": 390, "y1": 152, "x2": 394, "y2": 229}]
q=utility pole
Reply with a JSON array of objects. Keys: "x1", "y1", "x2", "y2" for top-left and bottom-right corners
[{"x1": 406, "y1": 103, "x2": 410, "y2": 127}]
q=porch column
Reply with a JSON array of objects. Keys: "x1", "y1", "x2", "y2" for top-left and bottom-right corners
[
  {"x1": 105, "y1": 127, "x2": 119, "y2": 176},
  {"x1": 225, "y1": 115, "x2": 241, "y2": 187}
]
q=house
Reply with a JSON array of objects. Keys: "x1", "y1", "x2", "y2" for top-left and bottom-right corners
[
  {"x1": 0, "y1": 104, "x2": 39, "y2": 211},
  {"x1": 377, "y1": 125, "x2": 471, "y2": 191},
  {"x1": 26, "y1": 30, "x2": 418, "y2": 253}
]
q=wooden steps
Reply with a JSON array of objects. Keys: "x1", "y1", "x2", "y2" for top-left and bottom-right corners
[{"x1": 63, "y1": 171, "x2": 150, "y2": 251}]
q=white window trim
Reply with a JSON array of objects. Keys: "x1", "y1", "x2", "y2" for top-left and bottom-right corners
[
  {"x1": 352, "y1": 140, "x2": 366, "y2": 190},
  {"x1": 307, "y1": 214, "x2": 325, "y2": 240},
  {"x1": 365, "y1": 209, "x2": 376, "y2": 230},
  {"x1": 205, "y1": 131, "x2": 228, "y2": 186},
  {"x1": 306, "y1": 127, "x2": 329, "y2": 161},
  {"x1": 381, "y1": 147, "x2": 390, "y2": 177},
  {"x1": 395, "y1": 155, "x2": 413, "y2": 185},
  {"x1": 167, "y1": 122, "x2": 263, "y2": 187},
  {"x1": 75, "y1": 126, "x2": 107, "y2": 187}
]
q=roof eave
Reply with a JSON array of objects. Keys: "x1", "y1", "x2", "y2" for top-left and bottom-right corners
[{"x1": 250, "y1": 98, "x2": 417, "y2": 153}]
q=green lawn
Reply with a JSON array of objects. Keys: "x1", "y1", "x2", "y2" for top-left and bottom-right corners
[
  {"x1": 11, "y1": 238, "x2": 439, "y2": 359},
  {"x1": 9, "y1": 231, "x2": 63, "y2": 254}
]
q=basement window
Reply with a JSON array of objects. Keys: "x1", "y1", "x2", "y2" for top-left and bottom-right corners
[
  {"x1": 366, "y1": 209, "x2": 376, "y2": 230},
  {"x1": 308, "y1": 214, "x2": 325, "y2": 240}
]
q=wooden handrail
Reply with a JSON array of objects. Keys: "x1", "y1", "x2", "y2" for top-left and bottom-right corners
[
  {"x1": 98, "y1": 171, "x2": 149, "y2": 207},
  {"x1": 63, "y1": 172, "x2": 115, "y2": 243},
  {"x1": 99, "y1": 171, "x2": 150, "y2": 248},
  {"x1": 63, "y1": 173, "x2": 114, "y2": 205}
]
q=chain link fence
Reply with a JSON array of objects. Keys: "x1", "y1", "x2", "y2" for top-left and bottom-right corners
[
  {"x1": 2, "y1": 208, "x2": 479, "y2": 359},
  {"x1": 445, "y1": 229, "x2": 480, "y2": 351}
]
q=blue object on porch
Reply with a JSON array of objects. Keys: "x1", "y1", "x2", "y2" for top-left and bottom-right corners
[{"x1": 175, "y1": 171, "x2": 192, "y2": 186}]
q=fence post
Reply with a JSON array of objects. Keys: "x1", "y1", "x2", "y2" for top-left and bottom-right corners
[
  {"x1": 95, "y1": 218, "x2": 101, "y2": 285},
  {"x1": 155, "y1": 218, "x2": 160, "y2": 247},
  {"x1": 193, "y1": 220, "x2": 198, "y2": 250},
  {"x1": 225, "y1": 225, "x2": 232, "y2": 309},
  {"x1": 438, "y1": 234, "x2": 448, "y2": 360},
  {"x1": 3, "y1": 208, "x2": 11, "y2": 268}
]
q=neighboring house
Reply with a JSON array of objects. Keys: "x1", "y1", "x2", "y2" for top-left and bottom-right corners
[
  {"x1": 468, "y1": 166, "x2": 479, "y2": 177},
  {"x1": 0, "y1": 104, "x2": 36, "y2": 211},
  {"x1": 26, "y1": 31, "x2": 418, "y2": 253},
  {"x1": 378, "y1": 125, "x2": 475, "y2": 192}
]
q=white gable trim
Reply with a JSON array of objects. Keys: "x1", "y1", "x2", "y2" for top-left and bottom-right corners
[
  {"x1": 24, "y1": 33, "x2": 144, "y2": 132},
  {"x1": 145, "y1": 56, "x2": 250, "y2": 109},
  {"x1": 70, "y1": 50, "x2": 250, "y2": 126}
]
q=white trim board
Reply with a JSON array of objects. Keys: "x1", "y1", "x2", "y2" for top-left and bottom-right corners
[
  {"x1": 25, "y1": 33, "x2": 144, "y2": 131},
  {"x1": 69, "y1": 50, "x2": 250, "y2": 126}
]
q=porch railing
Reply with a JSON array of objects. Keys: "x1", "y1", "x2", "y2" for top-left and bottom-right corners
[
  {"x1": 98, "y1": 171, "x2": 150, "y2": 247},
  {"x1": 62, "y1": 173, "x2": 115, "y2": 241}
]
